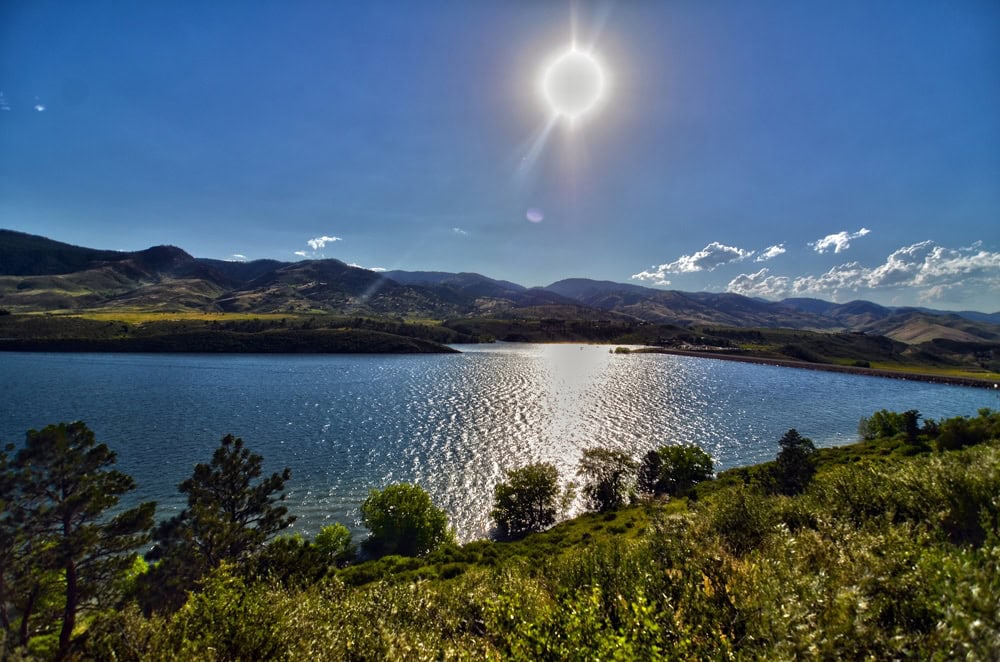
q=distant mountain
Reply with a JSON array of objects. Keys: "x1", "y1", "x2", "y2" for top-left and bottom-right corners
[
  {"x1": 2, "y1": 229, "x2": 998, "y2": 344},
  {"x1": 197, "y1": 258, "x2": 291, "y2": 284},
  {"x1": 383, "y1": 270, "x2": 526, "y2": 298},
  {"x1": 0, "y1": 229, "x2": 128, "y2": 275},
  {"x1": 545, "y1": 279, "x2": 828, "y2": 329}
]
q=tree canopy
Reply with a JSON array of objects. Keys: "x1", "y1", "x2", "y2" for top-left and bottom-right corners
[
  {"x1": 142, "y1": 434, "x2": 294, "y2": 612},
  {"x1": 773, "y1": 429, "x2": 817, "y2": 495},
  {"x1": 491, "y1": 462, "x2": 568, "y2": 539},
  {"x1": 577, "y1": 448, "x2": 637, "y2": 512},
  {"x1": 1, "y1": 422, "x2": 154, "y2": 658},
  {"x1": 360, "y1": 484, "x2": 452, "y2": 558},
  {"x1": 639, "y1": 444, "x2": 714, "y2": 497}
]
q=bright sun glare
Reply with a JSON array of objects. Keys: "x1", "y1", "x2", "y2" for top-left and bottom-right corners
[{"x1": 541, "y1": 46, "x2": 606, "y2": 121}]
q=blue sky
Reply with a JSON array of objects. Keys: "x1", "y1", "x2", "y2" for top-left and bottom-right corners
[{"x1": 1, "y1": 0, "x2": 998, "y2": 310}]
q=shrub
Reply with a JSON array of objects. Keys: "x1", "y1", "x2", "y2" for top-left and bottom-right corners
[
  {"x1": 315, "y1": 523, "x2": 356, "y2": 566},
  {"x1": 360, "y1": 484, "x2": 453, "y2": 558},
  {"x1": 577, "y1": 448, "x2": 638, "y2": 512},
  {"x1": 655, "y1": 444, "x2": 714, "y2": 497},
  {"x1": 773, "y1": 429, "x2": 817, "y2": 495},
  {"x1": 491, "y1": 462, "x2": 567, "y2": 539}
]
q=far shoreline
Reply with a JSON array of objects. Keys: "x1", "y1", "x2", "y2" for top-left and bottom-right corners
[{"x1": 627, "y1": 346, "x2": 999, "y2": 390}]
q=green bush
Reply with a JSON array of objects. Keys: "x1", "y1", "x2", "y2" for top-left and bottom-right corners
[
  {"x1": 491, "y1": 462, "x2": 567, "y2": 539},
  {"x1": 360, "y1": 483, "x2": 453, "y2": 558},
  {"x1": 577, "y1": 447, "x2": 637, "y2": 512},
  {"x1": 639, "y1": 444, "x2": 714, "y2": 496}
]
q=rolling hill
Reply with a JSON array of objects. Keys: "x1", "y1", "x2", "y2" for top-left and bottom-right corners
[{"x1": 1, "y1": 229, "x2": 998, "y2": 346}]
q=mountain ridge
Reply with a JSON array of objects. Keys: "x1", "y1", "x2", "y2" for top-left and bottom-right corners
[{"x1": 2, "y1": 229, "x2": 998, "y2": 342}]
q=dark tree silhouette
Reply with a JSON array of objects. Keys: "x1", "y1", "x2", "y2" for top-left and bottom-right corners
[
  {"x1": 492, "y1": 462, "x2": 565, "y2": 539},
  {"x1": 3, "y1": 423, "x2": 154, "y2": 658},
  {"x1": 774, "y1": 429, "x2": 817, "y2": 495},
  {"x1": 142, "y1": 434, "x2": 293, "y2": 612},
  {"x1": 577, "y1": 448, "x2": 637, "y2": 512}
]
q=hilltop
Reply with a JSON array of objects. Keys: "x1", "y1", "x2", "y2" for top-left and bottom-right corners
[{"x1": 1, "y1": 229, "x2": 998, "y2": 376}]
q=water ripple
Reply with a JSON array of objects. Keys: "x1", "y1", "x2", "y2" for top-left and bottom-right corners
[{"x1": 1, "y1": 346, "x2": 995, "y2": 542}]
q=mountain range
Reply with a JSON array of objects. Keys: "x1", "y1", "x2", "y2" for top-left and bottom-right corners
[{"x1": 2, "y1": 229, "x2": 998, "y2": 344}]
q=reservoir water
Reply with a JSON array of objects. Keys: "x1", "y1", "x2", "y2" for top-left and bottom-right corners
[{"x1": 1, "y1": 345, "x2": 996, "y2": 541}]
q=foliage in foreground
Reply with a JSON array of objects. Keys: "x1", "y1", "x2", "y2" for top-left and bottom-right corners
[
  {"x1": 360, "y1": 484, "x2": 453, "y2": 558},
  {"x1": 491, "y1": 462, "x2": 574, "y2": 540},
  {"x1": 0, "y1": 423, "x2": 154, "y2": 660},
  {"x1": 82, "y1": 419, "x2": 1000, "y2": 660}
]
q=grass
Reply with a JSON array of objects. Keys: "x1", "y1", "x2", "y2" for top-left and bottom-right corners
[
  {"x1": 868, "y1": 361, "x2": 1000, "y2": 382},
  {"x1": 63, "y1": 311, "x2": 303, "y2": 324},
  {"x1": 75, "y1": 414, "x2": 1000, "y2": 660}
]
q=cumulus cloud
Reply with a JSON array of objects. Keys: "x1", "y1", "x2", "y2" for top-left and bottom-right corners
[
  {"x1": 293, "y1": 250, "x2": 308, "y2": 257},
  {"x1": 726, "y1": 240, "x2": 1000, "y2": 302},
  {"x1": 809, "y1": 228, "x2": 871, "y2": 254},
  {"x1": 726, "y1": 268, "x2": 790, "y2": 298},
  {"x1": 452, "y1": 227, "x2": 468, "y2": 236},
  {"x1": 347, "y1": 263, "x2": 387, "y2": 272},
  {"x1": 227, "y1": 254, "x2": 248, "y2": 262},
  {"x1": 755, "y1": 244, "x2": 786, "y2": 262},
  {"x1": 632, "y1": 242, "x2": 754, "y2": 284},
  {"x1": 307, "y1": 235, "x2": 342, "y2": 250}
]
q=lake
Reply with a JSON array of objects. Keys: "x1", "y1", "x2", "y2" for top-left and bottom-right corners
[{"x1": 1, "y1": 345, "x2": 996, "y2": 541}]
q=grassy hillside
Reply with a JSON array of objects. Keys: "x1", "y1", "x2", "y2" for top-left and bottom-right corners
[{"x1": 73, "y1": 410, "x2": 1000, "y2": 660}]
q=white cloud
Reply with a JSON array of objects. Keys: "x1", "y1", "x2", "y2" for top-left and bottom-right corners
[
  {"x1": 452, "y1": 227, "x2": 468, "y2": 236},
  {"x1": 293, "y1": 250, "x2": 308, "y2": 257},
  {"x1": 809, "y1": 227, "x2": 871, "y2": 254},
  {"x1": 632, "y1": 242, "x2": 754, "y2": 284},
  {"x1": 307, "y1": 235, "x2": 342, "y2": 250},
  {"x1": 347, "y1": 263, "x2": 387, "y2": 272},
  {"x1": 730, "y1": 240, "x2": 1000, "y2": 302},
  {"x1": 227, "y1": 254, "x2": 248, "y2": 262},
  {"x1": 755, "y1": 244, "x2": 786, "y2": 262},
  {"x1": 791, "y1": 262, "x2": 870, "y2": 299},
  {"x1": 726, "y1": 269, "x2": 791, "y2": 298}
]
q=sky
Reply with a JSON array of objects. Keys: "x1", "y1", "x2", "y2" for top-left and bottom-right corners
[{"x1": 1, "y1": 0, "x2": 999, "y2": 311}]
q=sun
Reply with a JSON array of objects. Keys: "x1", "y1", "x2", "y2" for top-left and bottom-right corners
[{"x1": 541, "y1": 46, "x2": 606, "y2": 121}]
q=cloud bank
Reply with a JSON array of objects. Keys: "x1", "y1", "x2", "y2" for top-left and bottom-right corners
[{"x1": 727, "y1": 240, "x2": 1000, "y2": 302}]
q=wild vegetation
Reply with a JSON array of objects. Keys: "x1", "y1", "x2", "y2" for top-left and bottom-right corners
[{"x1": 2, "y1": 409, "x2": 999, "y2": 659}]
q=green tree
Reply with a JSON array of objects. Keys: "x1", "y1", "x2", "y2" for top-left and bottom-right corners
[
  {"x1": 4, "y1": 422, "x2": 155, "y2": 658},
  {"x1": 143, "y1": 434, "x2": 293, "y2": 612},
  {"x1": 577, "y1": 448, "x2": 637, "y2": 512},
  {"x1": 314, "y1": 523, "x2": 356, "y2": 567},
  {"x1": 492, "y1": 462, "x2": 568, "y2": 539},
  {"x1": 656, "y1": 444, "x2": 714, "y2": 497},
  {"x1": 858, "y1": 409, "x2": 907, "y2": 440},
  {"x1": 360, "y1": 484, "x2": 452, "y2": 558},
  {"x1": 773, "y1": 429, "x2": 817, "y2": 495}
]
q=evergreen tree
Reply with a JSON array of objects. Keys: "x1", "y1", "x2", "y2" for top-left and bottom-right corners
[
  {"x1": 637, "y1": 450, "x2": 663, "y2": 495},
  {"x1": 3, "y1": 423, "x2": 154, "y2": 658},
  {"x1": 774, "y1": 429, "x2": 817, "y2": 495},
  {"x1": 142, "y1": 434, "x2": 293, "y2": 612}
]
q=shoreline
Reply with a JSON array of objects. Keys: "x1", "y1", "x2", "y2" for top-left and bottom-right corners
[{"x1": 631, "y1": 347, "x2": 999, "y2": 390}]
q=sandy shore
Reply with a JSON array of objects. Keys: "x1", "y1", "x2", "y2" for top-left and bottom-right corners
[{"x1": 632, "y1": 347, "x2": 999, "y2": 390}]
